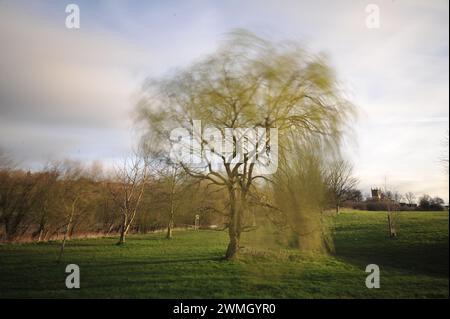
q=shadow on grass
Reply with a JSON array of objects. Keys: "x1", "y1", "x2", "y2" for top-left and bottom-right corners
[
  {"x1": 95, "y1": 256, "x2": 226, "y2": 269},
  {"x1": 334, "y1": 239, "x2": 449, "y2": 277}
]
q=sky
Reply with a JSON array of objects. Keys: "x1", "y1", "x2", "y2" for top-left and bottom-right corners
[{"x1": 0, "y1": 0, "x2": 448, "y2": 202}]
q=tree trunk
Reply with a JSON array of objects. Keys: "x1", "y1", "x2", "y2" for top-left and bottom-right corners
[
  {"x1": 166, "y1": 185, "x2": 175, "y2": 239},
  {"x1": 166, "y1": 206, "x2": 174, "y2": 239},
  {"x1": 225, "y1": 225, "x2": 240, "y2": 259},
  {"x1": 336, "y1": 204, "x2": 340, "y2": 215},
  {"x1": 388, "y1": 211, "x2": 397, "y2": 238},
  {"x1": 225, "y1": 188, "x2": 242, "y2": 260},
  {"x1": 36, "y1": 215, "x2": 46, "y2": 242},
  {"x1": 57, "y1": 202, "x2": 75, "y2": 263},
  {"x1": 106, "y1": 223, "x2": 114, "y2": 235},
  {"x1": 118, "y1": 227, "x2": 126, "y2": 244},
  {"x1": 166, "y1": 221, "x2": 173, "y2": 239},
  {"x1": 37, "y1": 227, "x2": 44, "y2": 242},
  {"x1": 117, "y1": 214, "x2": 127, "y2": 245}
]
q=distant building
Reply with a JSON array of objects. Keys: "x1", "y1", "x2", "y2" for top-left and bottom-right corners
[{"x1": 371, "y1": 188, "x2": 382, "y2": 201}]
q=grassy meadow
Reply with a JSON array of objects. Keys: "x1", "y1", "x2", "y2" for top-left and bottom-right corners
[{"x1": 0, "y1": 210, "x2": 448, "y2": 298}]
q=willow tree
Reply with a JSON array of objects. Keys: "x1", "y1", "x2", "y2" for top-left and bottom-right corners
[
  {"x1": 137, "y1": 30, "x2": 354, "y2": 259},
  {"x1": 272, "y1": 138, "x2": 334, "y2": 253}
]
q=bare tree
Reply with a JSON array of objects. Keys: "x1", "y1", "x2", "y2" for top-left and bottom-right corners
[
  {"x1": 404, "y1": 192, "x2": 416, "y2": 205},
  {"x1": 382, "y1": 178, "x2": 398, "y2": 237},
  {"x1": 32, "y1": 166, "x2": 60, "y2": 242},
  {"x1": 325, "y1": 160, "x2": 359, "y2": 214},
  {"x1": 158, "y1": 164, "x2": 186, "y2": 239},
  {"x1": 109, "y1": 153, "x2": 148, "y2": 245},
  {"x1": 0, "y1": 170, "x2": 42, "y2": 241},
  {"x1": 137, "y1": 30, "x2": 354, "y2": 259},
  {"x1": 56, "y1": 160, "x2": 91, "y2": 262}
]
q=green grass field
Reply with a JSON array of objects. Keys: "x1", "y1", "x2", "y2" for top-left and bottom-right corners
[{"x1": 0, "y1": 210, "x2": 448, "y2": 298}]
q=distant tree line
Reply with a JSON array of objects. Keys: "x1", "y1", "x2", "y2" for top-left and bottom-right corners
[
  {"x1": 417, "y1": 195, "x2": 446, "y2": 211},
  {"x1": 0, "y1": 151, "x2": 225, "y2": 243},
  {"x1": 346, "y1": 189, "x2": 447, "y2": 212},
  {"x1": 1, "y1": 147, "x2": 367, "y2": 246}
]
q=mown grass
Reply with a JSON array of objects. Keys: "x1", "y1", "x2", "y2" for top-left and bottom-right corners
[{"x1": 0, "y1": 210, "x2": 448, "y2": 298}]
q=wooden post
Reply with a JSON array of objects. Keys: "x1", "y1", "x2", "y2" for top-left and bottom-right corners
[
  {"x1": 388, "y1": 211, "x2": 397, "y2": 238},
  {"x1": 194, "y1": 214, "x2": 200, "y2": 230}
]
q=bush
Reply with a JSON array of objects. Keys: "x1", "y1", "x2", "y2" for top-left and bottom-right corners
[
  {"x1": 418, "y1": 195, "x2": 445, "y2": 211},
  {"x1": 366, "y1": 201, "x2": 388, "y2": 211}
]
